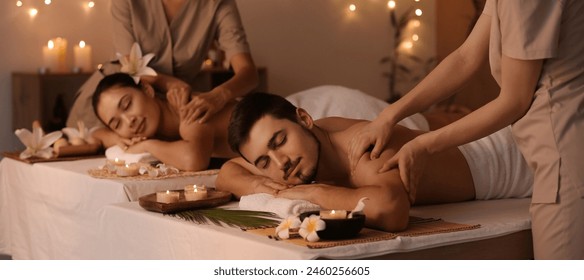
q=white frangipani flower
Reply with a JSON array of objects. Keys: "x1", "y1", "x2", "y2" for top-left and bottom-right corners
[
  {"x1": 275, "y1": 216, "x2": 301, "y2": 239},
  {"x1": 61, "y1": 121, "x2": 99, "y2": 143},
  {"x1": 348, "y1": 197, "x2": 369, "y2": 218},
  {"x1": 116, "y1": 42, "x2": 157, "y2": 84},
  {"x1": 15, "y1": 126, "x2": 62, "y2": 159},
  {"x1": 299, "y1": 215, "x2": 326, "y2": 242}
]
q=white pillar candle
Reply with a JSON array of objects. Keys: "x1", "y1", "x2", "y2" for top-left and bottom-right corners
[
  {"x1": 74, "y1": 40, "x2": 92, "y2": 72},
  {"x1": 156, "y1": 190, "x2": 180, "y2": 204},
  {"x1": 115, "y1": 163, "x2": 139, "y2": 177},
  {"x1": 42, "y1": 40, "x2": 58, "y2": 72},
  {"x1": 184, "y1": 184, "x2": 208, "y2": 201},
  {"x1": 320, "y1": 209, "x2": 348, "y2": 220}
]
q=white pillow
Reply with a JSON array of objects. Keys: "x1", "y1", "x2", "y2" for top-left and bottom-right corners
[{"x1": 285, "y1": 85, "x2": 429, "y2": 131}]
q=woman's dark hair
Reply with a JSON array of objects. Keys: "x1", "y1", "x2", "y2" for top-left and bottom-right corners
[
  {"x1": 91, "y1": 73, "x2": 141, "y2": 123},
  {"x1": 228, "y1": 92, "x2": 298, "y2": 155}
]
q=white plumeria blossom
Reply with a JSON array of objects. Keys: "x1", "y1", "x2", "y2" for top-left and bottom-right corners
[
  {"x1": 15, "y1": 126, "x2": 62, "y2": 159},
  {"x1": 275, "y1": 216, "x2": 301, "y2": 239},
  {"x1": 116, "y1": 42, "x2": 157, "y2": 84},
  {"x1": 299, "y1": 215, "x2": 326, "y2": 242},
  {"x1": 348, "y1": 197, "x2": 369, "y2": 218},
  {"x1": 61, "y1": 121, "x2": 99, "y2": 142}
]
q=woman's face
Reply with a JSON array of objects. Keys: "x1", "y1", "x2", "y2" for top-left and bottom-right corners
[{"x1": 95, "y1": 85, "x2": 161, "y2": 139}]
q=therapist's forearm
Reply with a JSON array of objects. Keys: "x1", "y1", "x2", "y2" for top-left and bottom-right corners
[
  {"x1": 382, "y1": 48, "x2": 485, "y2": 126},
  {"x1": 212, "y1": 53, "x2": 259, "y2": 101}
]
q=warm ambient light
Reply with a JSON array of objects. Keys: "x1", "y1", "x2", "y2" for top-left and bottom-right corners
[
  {"x1": 79, "y1": 40, "x2": 86, "y2": 48},
  {"x1": 28, "y1": 8, "x2": 38, "y2": 17},
  {"x1": 16, "y1": 1, "x2": 23, "y2": 7},
  {"x1": 387, "y1": 1, "x2": 396, "y2": 10},
  {"x1": 44, "y1": 0, "x2": 51, "y2": 5},
  {"x1": 412, "y1": 34, "x2": 419, "y2": 41},
  {"x1": 47, "y1": 40, "x2": 55, "y2": 49},
  {"x1": 411, "y1": 19, "x2": 421, "y2": 27},
  {"x1": 348, "y1": 4, "x2": 356, "y2": 12},
  {"x1": 87, "y1": 1, "x2": 95, "y2": 8},
  {"x1": 415, "y1": 9, "x2": 423, "y2": 16}
]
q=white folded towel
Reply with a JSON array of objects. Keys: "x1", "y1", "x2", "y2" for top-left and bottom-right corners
[
  {"x1": 238, "y1": 193, "x2": 321, "y2": 218},
  {"x1": 105, "y1": 145, "x2": 158, "y2": 164}
]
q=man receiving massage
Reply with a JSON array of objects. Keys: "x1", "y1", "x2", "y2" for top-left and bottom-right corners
[
  {"x1": 92, "y1": 73, "x2": 238, "y2": 171},
  {"x1": 216, "y1": 92, "x2": 532, "y2": 232}
]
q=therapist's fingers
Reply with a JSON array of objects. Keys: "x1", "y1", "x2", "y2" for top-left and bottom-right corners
[
  {"x1": 379, "y1": 154, "x2": 398, "y2": 173},
  {"x1": 370, "y1": 138, "x2": 385, "y2": 160}
]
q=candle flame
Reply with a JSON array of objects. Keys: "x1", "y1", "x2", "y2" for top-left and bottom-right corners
[
  {"x1": 387, "y1": 1, "x2": 396, "y2": 10},
  {"x1": 16, "y1": 1, "x2": 23, "y2": 7},
  {"x1": 47, "y1": 40, "x2": 54, "y2": 49},
  {"x1": 79, "y1": 41, "x2": 86, "y2": 48},
  {"x1": 166, "y1": 190, "x2": 170, "y2": 194},
  {"x1": 88, "y1": 1, "x2": 95, "y2": 8}
]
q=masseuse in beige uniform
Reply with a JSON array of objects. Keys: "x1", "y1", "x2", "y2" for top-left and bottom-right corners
[
  {"x1": 349, "y1": 0, "x2": 584, "y2": 259},
  {"x1": 68, "y1": 0, "x2": 258, "y2": 146}
]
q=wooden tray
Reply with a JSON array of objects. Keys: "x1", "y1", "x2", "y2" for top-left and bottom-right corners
[{"x1": 139, "y1": 190, "x2": 233, "y2": 214}]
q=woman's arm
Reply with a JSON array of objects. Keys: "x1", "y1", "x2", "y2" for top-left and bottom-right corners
[
  {"x1": 348, "y1": 13, "x2": 492, "y2": 169},
  {"x1": 182, "y1": 53, "x2": 259, "y2": 124}
]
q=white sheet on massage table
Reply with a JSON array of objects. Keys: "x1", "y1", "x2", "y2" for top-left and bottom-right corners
[
  {"x1": 0, "y1": 157, "x2": 216, "y2": 259},
  {"x1": 96, "y1": 198, "x2": 531, "y2": 260}
]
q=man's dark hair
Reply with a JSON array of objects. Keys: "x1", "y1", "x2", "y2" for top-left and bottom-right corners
[
  {"x1": 228, "y1": 92, "x2": 298, "y2": 155},
  {"x1": 91, "y1": 73, "x2": 141, "y2": 122}
]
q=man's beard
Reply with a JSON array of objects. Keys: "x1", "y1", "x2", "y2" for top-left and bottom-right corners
[{"x1": 296, "y1": 126, "x2": 320, "y2": 184}]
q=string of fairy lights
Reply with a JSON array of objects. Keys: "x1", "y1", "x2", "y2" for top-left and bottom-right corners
[
  {"x1": 15, "y1": 0, "x2": 96, "y2": 17},
  {"x1": 346, "y1": 0, "x2": 423, "y2": 52}
]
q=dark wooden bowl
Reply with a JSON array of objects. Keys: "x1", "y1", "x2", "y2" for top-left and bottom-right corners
[{"x1": 299, "y1": 210, "x2": 365, "y2": 240}]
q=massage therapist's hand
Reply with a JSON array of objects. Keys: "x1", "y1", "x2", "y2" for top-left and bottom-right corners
[
  {"x1": 348, "y1": 117, "x2": 395, "y2": 172},
  {"x1": 167, "y1": 86, "x2": 191, "y2": 112},
  {"x1": 252, "y1": 177, "x2": 291, "y2": 196},
  {"x1": 380, "y1": 136, "x2": 430, "y2": 204},
  {"x1": 181, "y1": 90, "x2": 229, "y2": 124}
]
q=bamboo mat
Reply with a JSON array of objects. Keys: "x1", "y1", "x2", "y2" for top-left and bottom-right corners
[
  {"x1": 246, "y1": 216, "x2": 480, "y2": 249},
  {"x1": 88, "y1": 168, "x2": 219, "y2": 180}
]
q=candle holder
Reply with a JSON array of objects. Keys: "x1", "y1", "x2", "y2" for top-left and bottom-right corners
[{"x1": 300, "y1": 210, "x2": 365, "y2": 240}]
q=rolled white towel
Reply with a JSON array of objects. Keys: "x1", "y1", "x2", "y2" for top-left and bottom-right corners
[
  {"x1": 239, "y1": 193, "x2": 321, "y2": 218},
  {"x1": 105, "y1": 145, "x2": 158, "y2": 164}
]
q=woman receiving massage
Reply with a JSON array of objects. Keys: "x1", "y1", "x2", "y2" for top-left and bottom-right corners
[
  {"x1": 215, "y1": 92, "x2": 533, "y2": 232},
  {"x1": 92, "y1": 73, "x2": 238, "y2": 171}
]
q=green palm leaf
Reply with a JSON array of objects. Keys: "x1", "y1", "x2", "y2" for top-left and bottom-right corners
[{"x1": 167, "y1": 208, "x2": 280, "y2": 229}]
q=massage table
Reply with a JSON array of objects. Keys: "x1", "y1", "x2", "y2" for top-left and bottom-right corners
[{"x1": 0, "y1": 156, "x2": 532, "y2": 259}]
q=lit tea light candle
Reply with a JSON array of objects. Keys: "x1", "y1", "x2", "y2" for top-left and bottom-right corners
[
  {"x1": 156, "y1": 190, "x2": 180, "y2": 204},
  {"x1": 184, "y1": 184, "x2": 208, "y2": 201},
  {"x1": 107, "y1": 158, "x2": 126, "y2": 166},
  {"x1": 115, "y1": 163, "x2": 139, "y2": 177},
  {"x1": 320, "y1": 209, "x2": 348, "y2": 220}
]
